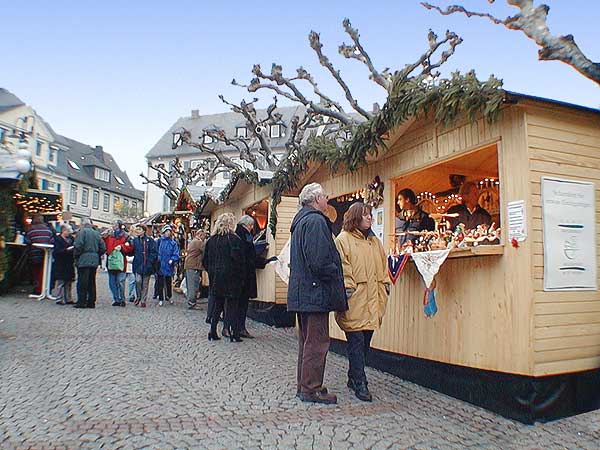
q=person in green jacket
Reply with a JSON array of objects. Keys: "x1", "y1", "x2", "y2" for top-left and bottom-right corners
[{"x1": 73, "y1": 218, "x2": 106, "y2": 309}]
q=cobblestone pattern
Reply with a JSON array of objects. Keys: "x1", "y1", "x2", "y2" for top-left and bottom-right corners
[{"x1": 1, "y1": 272, "x2": 599, "y2": 449}]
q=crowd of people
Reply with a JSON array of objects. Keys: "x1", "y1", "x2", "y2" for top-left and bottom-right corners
[{"x1": 23, "y1": 212, "x2": 275, "y2": 341}]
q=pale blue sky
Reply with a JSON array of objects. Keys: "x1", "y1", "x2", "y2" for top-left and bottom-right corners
[{"x1": 2, "y1": 0, "x2": 599, "y2": 189}]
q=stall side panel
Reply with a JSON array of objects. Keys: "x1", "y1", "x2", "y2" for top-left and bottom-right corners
[
  {"x1": 274, "y1": 196, "x2": 299, "y2": 304},
  {"x1": 525, "y1": 106, "x2": 600, "y2": 376}
]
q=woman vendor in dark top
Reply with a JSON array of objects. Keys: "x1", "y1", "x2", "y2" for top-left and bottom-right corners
[{"x1": 395, "y1": 188, "x2": 435, "y2": 246}]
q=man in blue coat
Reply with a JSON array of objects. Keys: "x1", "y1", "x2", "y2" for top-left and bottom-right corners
[
  {"x1": 131, "y1": 225, "x2": 157, "y2": 308},
  {"x1": 288, "y1": 183, "x2": 347, "y2": 404},
  {"x1": 156, "y1": 225, "x2": 180, "y2": 306}
]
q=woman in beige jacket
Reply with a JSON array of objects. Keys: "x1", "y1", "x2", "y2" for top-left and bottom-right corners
[{"x1": 335, "y1": 202, "x2": 390, "y2": 401}]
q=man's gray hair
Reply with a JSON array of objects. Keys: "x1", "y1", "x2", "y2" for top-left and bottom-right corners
[
  {"x1": 60, "y1": 223, "x2": 73, "y2": 233},
  {"x1": 238, "y1": 215, "x2": 255, "y2": 227},
  {"x1": 81, "y1": 217, "x2": 92, "y2": 226},
  {"x1": 299, "y1": 183, "x2": 325, "y2": 207}
]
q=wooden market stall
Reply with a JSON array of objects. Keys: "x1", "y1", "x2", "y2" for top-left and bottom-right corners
[
  {"x1": 302, "y1": 93, "x2": 600, "y2": 423},
  {"x1": 202, "y1": 178, "x2": 298, "y2": 326}
]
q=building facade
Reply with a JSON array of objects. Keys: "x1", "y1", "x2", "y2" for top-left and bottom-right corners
[
  {"x1": 145, "y1": 107, "x2": 305, "y2": 214},
  {"x1": 56, "y1": 137, "x2": 144, "y2": 227},
  {"x1": 1, "y1": 88, "x2": 143, "y2": 227},
  {"x1": 0, "y1": 88, "x2": 68, "y2": 192}
]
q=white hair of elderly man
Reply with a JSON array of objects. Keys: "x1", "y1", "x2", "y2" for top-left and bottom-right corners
[{"x1": 299, "y1": 183, "x2": 326, "y2": 207}]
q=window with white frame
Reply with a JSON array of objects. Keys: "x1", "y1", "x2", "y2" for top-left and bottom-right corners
[
  {"x1": 183, "y1": 160, "x2": 191, "y2": 170},
  {"x1": 103, "y1": 193, "x2": 110, "y2": 211},
  {"x1": 92, "y1": 190, "x2": 100, "y2": 209},
  {"x1": 236, "y1": 127, "x2": 247, "y2": 138},
  {"x1": 36, "y1": 141, "x2": 43, "y2": 156},
  {"x1": 203, "y1": 135, "x2": 214, "y2": 144},
  {"x1": 70, "y1": 184, "x2": 78, "y2": 204},
  {"x1": 48, "y1": 147, "x2": 57, "y2": 163},
  {"x1": 132, "y1": 201, "x2": 138, "y2": 212},
  {"x1": 123, "y1": 198, "x2": 129, "y2": 208},
  {"x1": 270, "y1": 124, "x2": 281, "y2": 138},
  {"x1": 94, "y1": 167, "x2": 110, "y2": 182},
  {"x1": 82, "y1": 188, "x2": 89, "y2": 207}
]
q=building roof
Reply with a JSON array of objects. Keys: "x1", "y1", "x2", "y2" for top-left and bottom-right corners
[
  {"x1": 56, "y1": 136, "x2": 144, "y2": 200},
  {"x1": 0, "y1": 88, "x2": 25, "y2": 113},
  {"x1": 146, "y1": 105, "x2": 306, "y2": 159}
]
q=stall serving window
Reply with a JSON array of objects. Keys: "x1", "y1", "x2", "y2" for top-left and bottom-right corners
[
  {"x1": 244, "y1": 199, "x2": 269, "y2": 244},
  {"x1": 392, "y1": 143, "x2": 502, "y2": 256}
]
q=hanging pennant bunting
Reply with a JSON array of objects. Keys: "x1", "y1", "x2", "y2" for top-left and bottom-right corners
[
  {"x1": 387, "y1": 254, "x2": 410, "y2": 285},
  {"x1": 410, "y1": 249, "x2": 451, "y2": 289},
  {"x1": 423, "y1": 287, "x2": 438, "y2": 317}
]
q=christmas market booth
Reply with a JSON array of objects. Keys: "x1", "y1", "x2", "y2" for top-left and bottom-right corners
[
  {"x1": 2, "y1": 188, "x2": 63, "y2": 292},
  {"x1": 200, "y1": 176, "x2": 298, "y2": 327},
  {"x1": 302, "y1": 92, "x2": 600, "y2": 423}
]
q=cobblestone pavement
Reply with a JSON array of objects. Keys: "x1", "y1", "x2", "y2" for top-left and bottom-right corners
[{"x1": 1, "y1": 272, "x2": 599, "y2": 450}]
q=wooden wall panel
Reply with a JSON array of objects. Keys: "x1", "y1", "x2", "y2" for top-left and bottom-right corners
[{"x1": 525, "y1": 106, "x2": 600, "y2": 376}]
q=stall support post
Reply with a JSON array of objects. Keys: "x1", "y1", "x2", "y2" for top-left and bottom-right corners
[{"x1": 28, "y1": 243, "x2": 57, "y2": 301}]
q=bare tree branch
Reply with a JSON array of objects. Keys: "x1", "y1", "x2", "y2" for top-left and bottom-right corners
[
  {"x1": 338, "y1": 18, "x2": 392, "y2": 91},
  {"x1": 422, "y1": 1, "x2": 600, "y2": 85},
  {"x1": 309, "y1": 31, "x2": 373, "y2": 120}
]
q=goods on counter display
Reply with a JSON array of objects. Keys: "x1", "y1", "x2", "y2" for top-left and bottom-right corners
[{"x1": 392, "y1": 222, "x2": 501, "y2": 256}]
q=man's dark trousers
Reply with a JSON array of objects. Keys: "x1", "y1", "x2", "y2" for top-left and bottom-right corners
[
  {"x1": 76, "y1": 267, "x2": 97, "y2": 307},
  {"x1": 297, "y1": 312, "x2": 330, "y2": 395},
  {"x1": 345, "y1": 330, "x2": 374, "y2": 384}
]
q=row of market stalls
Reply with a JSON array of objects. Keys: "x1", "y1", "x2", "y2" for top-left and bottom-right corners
[{"x1": 185, "y1": 93, "x2": 600, "y2": 423}]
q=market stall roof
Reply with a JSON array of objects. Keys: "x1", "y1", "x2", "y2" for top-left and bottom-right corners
[{"x1": 13, "y1": 189, "x2": 63, "y2": 215}]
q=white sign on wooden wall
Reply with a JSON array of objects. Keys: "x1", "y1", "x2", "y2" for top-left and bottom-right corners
[
  {"x1": 542, "y1": 177, "x2": 597, "y2": 291},
  {"x1": 372, "y1": 206, "x2": 385, "y2": 242}
]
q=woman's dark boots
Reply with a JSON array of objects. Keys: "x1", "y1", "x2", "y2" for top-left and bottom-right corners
[
  {"x1": 208, "y1": 316, "x2": 220, "y2": 341},
  {"x1": 348, "y1": 378, "x2": 372, "y2": 402}
]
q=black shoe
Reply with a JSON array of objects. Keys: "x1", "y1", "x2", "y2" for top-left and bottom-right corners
[
  {"x1": 119, "y1": 302, "x2": 126, "y2": 307},
  {"x1": 112, "y1": 302, "x2": 120, "y2": 306},
  {"x1": 205, "y1": 317, "x2": 211, "y2": 324},
  {"x1": 55, "y1": 300, "x2": 66, "y2": 305},
  {"x1": 73, "y1": 304, "x2": 86, "y2": 309},
  {"x1": 208, "y1": 332, "x2": 220, "y2": 341},
  {"x1": 188, "y1": 304, "x2": 197, "y2": 310},
  {"x1": 230, "y1": 335, "x2": 243, "y2": 343},
  {"x1": 128, "y1": 298, "x2": 135, "y2": 303},
  {"x1": 65, "y1": 301, "x2": 75, "y2": 305},
  {"x1": 87, "y1": 304, "x2": 95, "y2": 309},
  {"x1": 353, "y1": 381, "x2": 372, "y2": 402}
]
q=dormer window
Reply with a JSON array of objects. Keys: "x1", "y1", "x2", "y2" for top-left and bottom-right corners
[
  {"x1": 270, "y1": 124, "x2": 282, "y2": 138},
  {"x1": 114, "y1": 175, "x2": 125, "y2": 185},
  {"x1": 68, "y1": 160, "x2": 81, "y2": 170},
  {"x1": 94, "y1": 167, "x2": 110, "y2": 182},
  {"x1": 236, "y1": 127, "x2": 247, "y2": 138},
  {"x1": 203, "y1": 135, "x2": 214, "y2": 144}
]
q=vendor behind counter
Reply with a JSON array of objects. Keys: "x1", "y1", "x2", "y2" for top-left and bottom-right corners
[
  {"x1": 395, "y1": 188, "x2": 435, "y2": 246},
  {"x1": 447, "y1": 182, "x2": 492, "y2": 230}
]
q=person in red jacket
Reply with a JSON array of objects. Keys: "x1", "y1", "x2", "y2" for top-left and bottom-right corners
[{"x1": 103, "y1": 220, "x2": 133, "y2": 306}]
